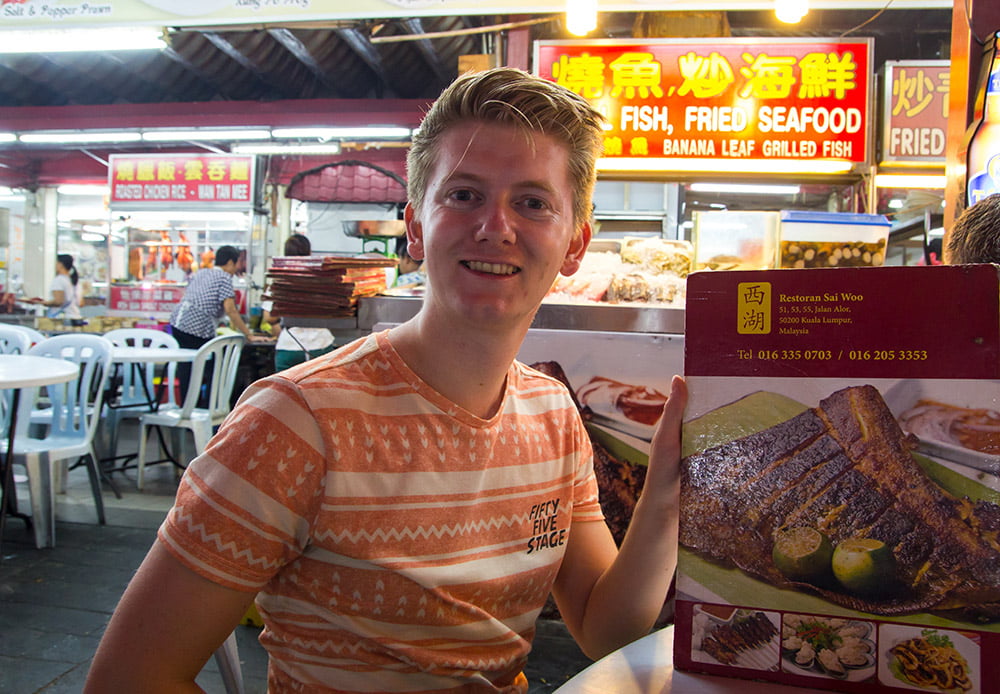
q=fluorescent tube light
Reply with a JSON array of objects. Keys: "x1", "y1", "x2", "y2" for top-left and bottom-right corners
[
  {"x1": 232, "y1": 143, "x2": 343, "y2": 155},
  {"x1": 689, "y1": 183, "x2": 801, "y2": 195},
  {"x1": 271, "y1": 127, "x2": 411, "y2": 140},
  {"x1": 874, "y1": 173, "x2": 947, "y2": 189},
  {"x1": 20, "y1": 131, "x2": 143, "y2": 144},
  {"x1": 58, "y1": 184, "x2": 110, "y2": 196},
  {"x1": 598, "y1": 158, "x2": 854, "y2": 175},
  {"x1": 0, "y1": 132, "x2": 15, "y2": 143},
  {"x1": 0, "y1": 27, "x2": 165, "y2": 54},
  {"x1": 142, "y1": 129, "x2": 272, "y2": 142}
]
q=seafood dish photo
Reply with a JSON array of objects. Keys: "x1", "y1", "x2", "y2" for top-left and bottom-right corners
[
  {"x1": 878, "y1": 624, "x2": 980, "y2": 693},
  {"x1": 780, "y1": 614, "x2": 876, "y2": 682},
  {"x1": 679, "y1": 384, "x2": 1000, "y2": 622}
]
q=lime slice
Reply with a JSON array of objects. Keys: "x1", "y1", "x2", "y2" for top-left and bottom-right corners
[
  {"x1": 772, "y1": 527, "x2": 834, "y2": 583},
  {"x1": 832, "y1": 538, "x2": 895, "y2": 594}
]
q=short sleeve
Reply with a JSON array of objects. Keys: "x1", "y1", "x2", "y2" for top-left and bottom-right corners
[{"x1": 157, "y1": 375, "x2": 328, "y2": 591}]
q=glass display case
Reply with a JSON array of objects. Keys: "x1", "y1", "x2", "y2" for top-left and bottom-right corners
[{"x1": 107, "y1": 210, "x2": 255, "y2": 318}]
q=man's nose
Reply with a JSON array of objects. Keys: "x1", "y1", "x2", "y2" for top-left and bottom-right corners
[{"x1": 475, "y1": 200, "x2": 517, "y2": 243}]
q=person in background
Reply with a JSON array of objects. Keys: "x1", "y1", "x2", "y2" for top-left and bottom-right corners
[
  {"x1": 167, "y1": 244, "x2": 265, "y2": 402},
  {"x1": 393, "y1": 233, "x2": 426, "y2": 287},
  {"x1": 263, "y1": 234, "x2": 336, "y2": 370},
  {"x1": 29, "y1": 254, "x2": 83, "y2": 326},
  {"x1": 946, "y1": 193, "x2": 1000, "y2": 264},
  {"x1": 85, "y1": 67, "x2": 687, "y2": 692}
]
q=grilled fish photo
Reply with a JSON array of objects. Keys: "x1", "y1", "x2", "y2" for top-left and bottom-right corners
[{"x1": 680, "y1": 385, "x2": 1000, "y2": 622}]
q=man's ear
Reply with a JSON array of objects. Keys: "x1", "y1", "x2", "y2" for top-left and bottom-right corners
[
  {"x1": 559, "y1": 220, "x2": 593, "y2": 276},
  {"x1": 403, "y1": 203, "x2": 425, "y2": 261}
]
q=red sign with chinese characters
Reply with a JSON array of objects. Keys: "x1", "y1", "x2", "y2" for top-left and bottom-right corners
[
  {"x1": 109, "y1": 285, "x2": 247, "y2": 318},
  {"x1": 881, "y1": 60, "x2": 950, "y2": 163},
  {"x1": 535, "y1": 38, "x2": 871, "y2": 166},
  {"x1": 108, "y1": 154, "x2": 254, "y2": 208}
]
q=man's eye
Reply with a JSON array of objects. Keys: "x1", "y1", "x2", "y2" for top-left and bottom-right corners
[
  {"x1": 449, "y1": 189, "x2": 476, "y2": 202},
  {"x1": 523, "y1": 197, "x2": 548, "y2": 211}
]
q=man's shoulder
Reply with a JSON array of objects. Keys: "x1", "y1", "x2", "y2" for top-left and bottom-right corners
[{"x1": 275, "y1": 332, "x2": 382, "y2": 384}]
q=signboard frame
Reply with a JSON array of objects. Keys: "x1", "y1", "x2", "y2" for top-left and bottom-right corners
[
  {"x1": 534, "y1": 37, "x2": 875, "y2": 174},
  {"x1": 880, "y1": 59, "x2": 950, "y2": 165}
]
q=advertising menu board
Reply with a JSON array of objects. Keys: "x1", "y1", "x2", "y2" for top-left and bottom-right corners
[
  {"x1": 109, "y1": 153, "x2": 254, "y2": 209},
  {"x1": 881, "y1": 60, "x2": 950, "y2": 164},
  {"x1": 676, "y1": 265, "x2": 1000, "y2": 692},
  {"x1": 535, "y1": 38, "x2": 872, "y2": 169}
]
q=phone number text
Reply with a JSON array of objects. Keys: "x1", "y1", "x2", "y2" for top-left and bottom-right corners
[{"x1": 737, "y1": 349, "x2": 929, "y2": 361}]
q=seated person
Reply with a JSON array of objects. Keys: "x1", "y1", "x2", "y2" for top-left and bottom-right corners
[
  {"x1": 393, "y1": 234, "x2": 426, "y2": 287},
  {"x1": 262, "y1": 234, "x2": 336, "y2": 371}
]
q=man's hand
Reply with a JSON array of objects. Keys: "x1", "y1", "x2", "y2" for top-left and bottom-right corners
[{"x1": 644, "y1": 375, "x2": 688, "y2": 497}]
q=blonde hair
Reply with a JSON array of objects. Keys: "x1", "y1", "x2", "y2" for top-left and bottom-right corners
[{"x1": 407, "y1": 67, "x2": 605, "y2": 227}]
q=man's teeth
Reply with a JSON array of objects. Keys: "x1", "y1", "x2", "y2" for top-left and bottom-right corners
[{"x1": 465, "y1": 261, "x2": 518, "y2": 275}]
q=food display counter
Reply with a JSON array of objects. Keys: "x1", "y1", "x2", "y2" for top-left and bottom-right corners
[{"x1": 358, "y1": 295, "x2": 686, "y2": 335}]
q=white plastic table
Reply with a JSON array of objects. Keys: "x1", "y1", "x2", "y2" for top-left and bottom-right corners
[
  {"x1": 554, "y1": 626, "x2": 828, "y2": 694},
  {"x1": 109, "y1": 346, "x2": 197, "y2": 410},
  {"x1": 0, "y1": 355, "x2": 79, "y2": 555},
  {"x1": 105, "y1": 346, "x2": 198, "y2": 472}
]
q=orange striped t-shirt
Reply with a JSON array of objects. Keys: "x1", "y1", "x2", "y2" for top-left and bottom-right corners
[{"x1": 159, "y1": 330, "x2": 603, "y2": 692}]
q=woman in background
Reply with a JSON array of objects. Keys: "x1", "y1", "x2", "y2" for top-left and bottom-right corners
[
  {"x1": 263, "y1": 234, "x2": 336, "y2": 371},
  {"x1": 32, "y1": 254, "x2": 83, "y2": 326}
]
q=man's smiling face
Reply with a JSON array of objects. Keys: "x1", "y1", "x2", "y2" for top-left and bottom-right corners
[{"x1": 405, "y1": 120, "x2": 590, "y2": 331}]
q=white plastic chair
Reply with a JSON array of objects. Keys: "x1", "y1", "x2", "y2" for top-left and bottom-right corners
[
  {"x1": 102, "y1": 328, "x2": 181, "y2": 458},
  {"x1": 0, "y1": 326, "x2": 33, "y2": 438},
  {"x1": 3, "y1": 334, "x2": 112, "y2": 548},
  {"x1": 136, "y1": 334, "x2": 245, "y2": 490},
  {"x1": 4, "y1": 324, "x2": 47, "y2": 349},
  {"x1": 0, "y1": 325, "x2": 32, "y2": 355},
  {"x1": 214, "y1": 631, "x2": 245, "y2": 694}
]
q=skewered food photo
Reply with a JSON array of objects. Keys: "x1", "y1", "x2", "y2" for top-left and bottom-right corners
[{"x1": 690, "y1": 606, "x2": 780, "y2": 671}]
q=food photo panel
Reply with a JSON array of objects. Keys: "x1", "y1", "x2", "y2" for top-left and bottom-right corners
[{"x1": 673, "y1": 265, "x2": 1000, "y2": 692}]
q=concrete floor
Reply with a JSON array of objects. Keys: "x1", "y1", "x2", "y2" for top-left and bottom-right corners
[{"x1": 0, "y1": 421, "x2": 594, "y2": 693}]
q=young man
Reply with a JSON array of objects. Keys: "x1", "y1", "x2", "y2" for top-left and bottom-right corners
[{"x1": 85, "y1": 67, "x2": 687, "y2": 692}]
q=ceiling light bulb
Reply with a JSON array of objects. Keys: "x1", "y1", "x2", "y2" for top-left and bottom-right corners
[
  {"x1": 774, "y1": 0, "x2": 809, "y2": 24},
  {"x1": 566, "y1": 0, "x2": 598, "y2": 36}
]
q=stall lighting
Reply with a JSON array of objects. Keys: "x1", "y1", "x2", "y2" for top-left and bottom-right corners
[
  {"x1": 270, "y1": 127, "x2": 412, "y2": 140},
  {"x1": 231, "y1": 142, "x2": 343, "y2": 155},
  {"x1": 874, "y1": 173, "x2": 947, "y2": 189},
  {"x1": 598, "y1": 158, "x2": 854, "y2": 175},
  {"x1": 0, "y1": 133, "x2": 15, "y2": 143},
  {"x1": 774, "y1": 0, "x2": 809, "y2": 24},
  {"x1": 566, "y1": 0, "x2": 598, "y2": 36},
  {"x1": 0, "y1": 27, "x2": 166, "y2": 54},
  {"x1": 20, "y1": 131, "x2": 142, "y2": 144},
  {"x1": 888, "y1": 199, "x2": 905, "y2": 209},
  {"x1": 125, "y1": 211, "x2": 251, "y2": 225},
  {"x1": 57, "y1": 184, "x2": 110, "y2": 196},
  {"x1": 142, "y1": 129, "x2": 272, "y2": 142},
  {"x1": 689, "y1": 183, "x2": 801, "y2": 195}
]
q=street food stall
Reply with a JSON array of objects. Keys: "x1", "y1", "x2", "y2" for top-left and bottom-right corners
[{"x1": 104, "y1": 153, "x2": 264, "y2": 325}]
